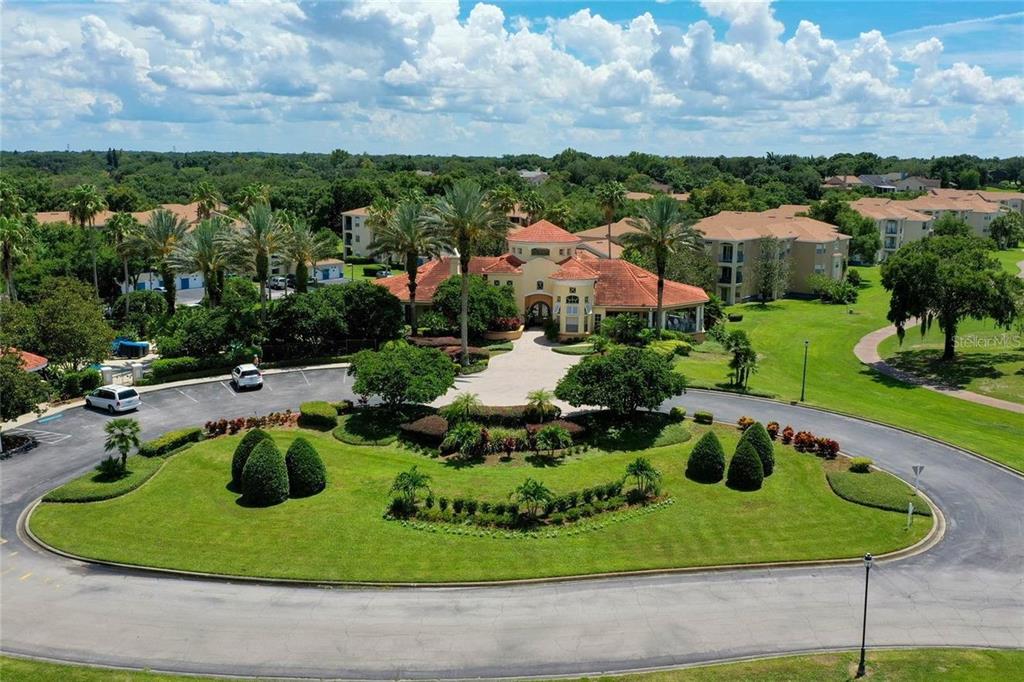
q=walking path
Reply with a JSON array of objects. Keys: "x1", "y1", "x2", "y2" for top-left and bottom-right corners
[
  {"x1": 1, "y1": 367, "x2": 1022, "y2": 678},
  {"x1": 853, "y1": 322, "x2": 1024, "y2": 414},
  {"x1": 853, "y1": 257, "x2": 1024, "y2": 415}
]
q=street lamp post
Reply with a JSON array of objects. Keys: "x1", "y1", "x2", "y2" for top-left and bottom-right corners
[
  {"x1": 856, "y1": 552, "x2": 874, "y2": 678},
  {"x1": 800, "y1": 340, "x2": 809, "y2": 402}
]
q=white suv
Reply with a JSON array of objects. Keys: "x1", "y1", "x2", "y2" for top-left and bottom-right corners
[
  {"x1": 231, "y1": 364, "x2": 264, "y2": 390},
  {"x1": 85, "y1": 385, "x2": 142, "y2": 413}
]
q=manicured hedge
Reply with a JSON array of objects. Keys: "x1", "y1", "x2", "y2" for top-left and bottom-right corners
[
  {"x1": 43, "y1": 455, "x2": 164, "y2": 503},
  {"x1": 399, "y1": 415, "x2": 450, "y2": 444},
  {"x1": 739, "y1": 422, "x2": 774, "y2": 477},
  {"x1": 525, "y1": 419, "x2": 584, "y2": 438},
  {"x1": 826, "y1": 469, "x2": 931, "y2": 516},
  {"x1": 138, "y1": 427, "x2": 202, "y2": 457},
  {"x1": 686, "y1": 431, "x2": 725, "y2": 483},
  {"x1": 241, "y1": 440, "x2": 289, "y2": 506},
  {"x1": 849, "y1": 457, "x2": 873, "y2": 473},
  {"x1": 332, "y1": 400, "x2": 354, "y2": 415},
  {"x1": 726, "y1": 440, "x2": 764, "y2": 491},
  {"x1": 232, "y1": 428, "x2": 272, "y2": 485},
  {"x1": 669, "y1": 406, "x2": 686, "y2": 422},
  {"x1": 149, "y1": 356, "x2": 223, "y2": 380},
  {"x1": 285, "y1": 437, "x2": 327, "y2": 498},
  {"x1": 694, "y1": 411, "x2": 714, "y2": 425},
  {"x1": 299, "y1": 401, "x2": 338, "y2": 430}
]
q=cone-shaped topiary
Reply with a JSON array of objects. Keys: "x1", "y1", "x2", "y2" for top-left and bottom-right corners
[
  {"x1": 727, "y1": 440, "x2": 764, "y2": 491},
  {"x1": 241, "y1": 439, "x2": 289, "y2": 506},
  {"x1": 285, "y1": 437, "x2": 327, "y2": 498},
  {"x1": 686, "y1": 431, "x2": 726, "y2": 483},
  {"x1": 740, "y1": 422, "x2": 774, "y2": 476},
  {"x1": 232, "y1": 428, "x2": 272, "y2": 485}
]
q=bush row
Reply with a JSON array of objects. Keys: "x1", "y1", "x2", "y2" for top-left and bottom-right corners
[
  {"x1": 204, "y1": 411, "x2": 297, "y2": 438},
  {"x1": 55, "y1": 368, "x2": 101, "y2": 400},
  {"x1": 738, "y1": 416, "x2": 841, "y2": 458},
  {"x1": 232, "y1": 431, "x2": 326, "y2": 505},
  {"x1": 686, "y1": 422, "x2": 774, "y2": 490},
  {"x1": 138, "y1": 427, "x2": 202, "y2": 457}
]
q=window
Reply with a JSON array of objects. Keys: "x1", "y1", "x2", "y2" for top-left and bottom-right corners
[
  {"x1": 569, "y1": 287, "x2": 576, "y2": 293},
  {"x1": 531, "y1": 247, "x2": 550, "y2": 256},
  {"x1": 565, "y1": 295, "x2": 580, "y2": 333},
  {"x1": 885, "y1": 220, "x2": 898, "y2": 235},
  {"x1": 814, "y1": 264, "x2": 825, "y2": 274},
  {"x1": 493, "y1": 280, "x2": 500, "y2": 286},
  {"x1": 505, "y1": 281, "x2": 513, "y2": 287},
  {"x1": 815, "y1": 244, "x2": 825, "y2": 254},
  {"x1": 720, "y1": 244, "x2": 733, "y2": 262},
  {"x1": 884, "y1": 237, "x2": 897, "y2": 249},
  {"x1": 536, "y1": 280, "x2": 544, "y2": 290},
  {"x1": 559, "y1": 249, "x2": 565, "y2": 255},
  {"x1": 355, "y1": 235, "x2": 360, "y2": 242}
]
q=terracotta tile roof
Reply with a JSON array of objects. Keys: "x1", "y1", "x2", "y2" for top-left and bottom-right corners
[
  {"x1": 34, "y1": 202, "x2": 219, "y2": 228},
  {"x1": 591, "y1": 259, "x2": 709, "y2": 308},
  {"x1": 550, "y1": 257, "x2": 599, "y2": 280},
  {"x1": 342, "y1": 206, "x2": 370, "y2": 217},
  {"x1": 850, "y1": 198, "x2": 933, "y2": 222},
  {"x1": 902, "y1": 194, "x2": 1003, "y2": 214},
  {"x1": 694, "y1": 208, "x2": 848, "y2": 243},
  {"x1": 375, "y1": 255, "x2": 523, "y2": 302},
  {"x1": 1, "y1": 348, "x2": 48, "y2": 372},
  {"x1": 507, "y1": 219, "x2": 580, "y2": 243},
  {"x1": 823, "y1": 175, "x2": 864, "y2": 186},
  {"x1": 574, "y1": 219, "x2": 641, "y2": 242},
  {"x1": 975, "y1": 190, "x2": 1024, "y2": 202}
]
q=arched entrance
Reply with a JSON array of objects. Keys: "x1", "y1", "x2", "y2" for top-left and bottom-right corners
[{"x1": 525, "y1": 293, "x2": 553, "y2": 328}]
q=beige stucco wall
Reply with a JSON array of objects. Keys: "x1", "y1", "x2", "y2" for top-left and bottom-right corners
[
  {"x1": 507, "y1": 240, "x2": 578, "y2": 262},
  {"x1": 789, "y1": 239, "x2": 848, "y2": 294},
  {"x1": 876, "y1": 217, "x2": 933, "y2": 260}
]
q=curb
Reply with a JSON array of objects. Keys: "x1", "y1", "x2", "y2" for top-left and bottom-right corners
[
  {"x1": 21, "y1": 447, "x2": 944, "y2": 589},
  {"x1": 686, "y1": 388, "x2": 1024, "y2": 480}
]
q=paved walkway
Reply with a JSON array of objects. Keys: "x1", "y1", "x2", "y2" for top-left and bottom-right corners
[
  {"x1": 433, "y1": 330, "x2": 583, "y2": 408},
  {"x1": 1, "y1": 369, "x2": 1022, "y2": 678},
  {"x1": 853, "y1": 321, "x2": 1024, "y2": 414}
]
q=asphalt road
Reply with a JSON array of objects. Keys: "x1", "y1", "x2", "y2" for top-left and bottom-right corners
[{"x1": 1, "y1": 370, "x2": 1021, "y2": 679}]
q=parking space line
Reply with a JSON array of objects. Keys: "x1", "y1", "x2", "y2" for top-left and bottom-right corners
[
  {"x1": 1, "y1": 567, "x2": 15, "y2": 577},
  {"x1": 7, "y1": 429, "x2": 71, "y2": 445},
  {"x1": 176, "y1": 389, "x2": 199, "y2": 403},
  {"x1": 219, "y1": 382, "x2": 237, "y2": 398},
  {"x1": 19, "y1": 572, "x2": 32, "y2": 581},
  {"x1": 263, "y1": 382, "x2": 273, "y2": 391},
  {"x1": 300, "y1": 370, "x2": 310, "y2": 385}
]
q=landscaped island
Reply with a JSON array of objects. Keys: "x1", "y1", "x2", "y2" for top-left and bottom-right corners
[{"x1": 30, "y1": 410, "x2": 933, "y2": 583}]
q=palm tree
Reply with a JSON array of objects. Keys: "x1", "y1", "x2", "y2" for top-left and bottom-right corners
[
  {"x1": 0, "y1": 216, "x2": 32, "y2": 303},
  {"x1": 525, "y1": 389, "x2": 556, "y2": 423},
  {"x1": 103, "y1": 417, "x2": 141, "y2": 472},
  {"x1": 284, "y1": 219, "x2": 337, "y2": 294},
  {"x1": 489, "y1": 185, "x2": 519, "y2": 218},
  {"x1": 596, "y1": 181, "x2": 626, "y2": 260},
  {"x1": 137, "y1": 209, "x2": 189, "y2": 314},
  {"x1": 169, "y1": 217, "x2": 234, "y2": 306},
  {"x1": 519, "y1": 189, "x2": 545, "y2": 224},
  {"x1": 191, "y1": 181, "x2": 220, "y2": 220},
  {"x1": 622, "y1": 195, "x2": 702, "y2": 332},
  {"x1": 625, "y1": 457, "x2": 661, "y2": 498},
  {"x1": 106, "y1": 212, "x2": 142, "y2": 315},
  {"x1": 427, "y1": 180, "x2": 508, "y2": 365},
  {"x1": 68, "y1": 184, "x2": 108, "y2": 295},
  {"x1": 513, "y1": 478, "x2": 552, "y2": 520},
  {"x1": 233, "y1": 203, "x2": 286, "y2": 317},
  {"x1": 369, "y1": 199, "x2": 447, "y2": 333},
  {"x1": 365, "y1": 195, "x2": 396, "y2": 239},
  {"x1": 236, "y1": 183, "x2": 271, "y2": 214},
  {"x1": 390, "y1": 466, "x2": 431, "y2": 505},
  {"x1": 440, "y1": 392, "x2": 483, "y2": 424}
]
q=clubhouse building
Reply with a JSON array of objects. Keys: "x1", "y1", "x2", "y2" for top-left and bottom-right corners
[{"x1": 376, "y1": 219, "x2": 709, "y2": 339}]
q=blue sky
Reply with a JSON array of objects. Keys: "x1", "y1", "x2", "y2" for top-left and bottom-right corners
[{"x1": 2, "y1": 0, "x2": 1022, "y2": 157}]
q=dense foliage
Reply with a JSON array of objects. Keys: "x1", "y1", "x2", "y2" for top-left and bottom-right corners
[
  {"x1": 240, "y1": 439, "x2": 289, "y2": 507},
  {"x1": 555, "y1": 346, "x2": 686, "y2": 414},
  {"x1": 432, "y1": 275, "x2": 519, "y2": 336},
  {"x1": 349, "y1": 341, "x2": 456, "y2": 406},
  {"x1": 726, "y1": 440, "x2": 765, "y2": 491},
  {"x1": 285, "y1": 437, "x2": 327, "y2": 498},
  {"x1": 231, "y1": 428, "x2": 272, "y2": 485},
  {"x1": 138, "y1": 426, "x2": 202, "y2": 457},
  {"x1": 686, "y1": 431, "x2": 726, "y2": 483},
  {"x1": 739, "y1": 422, "x2": 775, "y2": 477}
]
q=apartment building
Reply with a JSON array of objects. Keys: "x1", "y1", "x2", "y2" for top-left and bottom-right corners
[
  {"x1": 849, "y1": 198, "x2": 933, "y2": 261},
  {"x1": 693, "y1": 206, "x2": 850, "y2": 304},
  {"x1": 892, "y1": 176, "x2": 941, "y2": 192},
  {"x1": 340, "y1": 206, "x2": 373, "y2": 259},
  {"x1": 900, "y1": 192, "x2": 1005, "y2": 238}
]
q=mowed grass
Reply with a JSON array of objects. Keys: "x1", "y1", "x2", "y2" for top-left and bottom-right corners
[
  {"x1": 877, "y1": 317, "x2": 1023, "y2": 404},
  {"x1": 676, "y1": 267, "x2": 1024, "y2": 472},
  {"x1": 43, "y1": 456, "x2": 164, "y2": 503},
  {"x1": 30, "y1": 427, "x2": 929, "y2": 583},
  {"x1": 3, "y1": 649, "x2": 1022, "y2": 682}
]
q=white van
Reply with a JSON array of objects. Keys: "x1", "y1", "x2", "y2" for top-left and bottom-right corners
[{"x1": 85, "y1": 386, "x2": 142, "y2": 413}]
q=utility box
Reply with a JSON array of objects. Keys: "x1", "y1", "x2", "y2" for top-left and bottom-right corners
[
  {"x1": 100, "y1": 366, "x2": 114, "y2": 384},
  {"x1": 131, "y1": 363, "x2": 145, "y2": 383}
]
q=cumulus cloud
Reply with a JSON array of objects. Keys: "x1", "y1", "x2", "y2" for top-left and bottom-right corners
[{"x1": 0, "y1": 0, "x2": 1020, "y2": 154}]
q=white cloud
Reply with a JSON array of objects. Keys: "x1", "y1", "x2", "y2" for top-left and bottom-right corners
[{"x1": 0, "y1": 0, "x2": 1020, "y2": 155}]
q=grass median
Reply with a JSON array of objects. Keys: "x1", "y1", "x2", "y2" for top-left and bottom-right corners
[{"x1": 30, "y1": 425, "x2": 930, "y2": 583}]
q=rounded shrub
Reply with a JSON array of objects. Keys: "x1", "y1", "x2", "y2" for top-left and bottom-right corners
[
  {"x1": 241, "y1": 439, "x2": 289, "y2": 506},
  {"x1": 726, "y1": 440, "x2": 764, "y2": 491},
  {"x1": 285, "y1": 437, "x2": 327, "y2": 497},
  {"x1": 694, "y1": 411, "x2": 714, "y2": 425},
  {"x1": 739, "y1": 422, "x2": 774, "y2": 477},
  {"x1": 299, "y1": 401, "x2": 338, "y2": 430},
  {"x1": 686, "y1": 431, "x2": 726, "y2": 483},
  {"x1": 849, "y1": 457, "x2": 873, "y2": 473},
  {"x1": 669, "y1": 406, "x2": 686, "y2": 422},
  {"x1": 232, "y1": 428, "x2": 272, "y2": 485}
]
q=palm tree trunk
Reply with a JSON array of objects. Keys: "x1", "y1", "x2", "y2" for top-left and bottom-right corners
[
  {"x1": 459, "y1": 249, "x2": 470, "y2": 366},
  {"x1": 655, "y1": 268, "x2": 665, "y2": 333},
  {"x1": 122, "y1": 257, "x2": 131, "y2": 316},
  {"x1": 3, "y1": 244, "x2": 16, "y2": 303},
  {"x1": 257, "y1": 252, "x2": 268, "y2": 320},
  {"x1": 162, "y1": 267, "x2": 176, "y2": 314},
  {"x1": 407, "y1": 252, "x2": 418, "y2": 335},
  {"x1": 296, "y1": 262, "x2": 308, "y2": 294}
]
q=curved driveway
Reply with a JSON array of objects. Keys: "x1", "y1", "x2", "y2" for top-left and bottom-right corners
[{"x1": 1, "y1": 369, "x2": 1022, "y2": 679}]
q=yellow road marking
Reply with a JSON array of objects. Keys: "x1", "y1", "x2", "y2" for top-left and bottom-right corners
[{"x1": 19, "y1": 572, "x2": 32, "y2": 581}]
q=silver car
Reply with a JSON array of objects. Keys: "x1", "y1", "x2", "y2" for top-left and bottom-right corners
[
  {"x1": 85, "y1": 385, "x2": 142, "y2": 414},
  {"x1": 231, "y1": 364, "x2": 264, "y2": 390}
]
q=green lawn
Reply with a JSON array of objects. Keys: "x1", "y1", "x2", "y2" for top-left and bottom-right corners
[
  {"x1": 877, "y1": 317, "x2": 1023, "y2": 404},
  {"x1": 43, "y1": 456, "x2": 164, "y2": 503},
  {"x1": 676, "y1": 267, "x2": 1024, "y2": 472},
  {"x1": 30, "y1": 426, "x2": 929, "y2": 583},
  {"x1": 992, "y1": 246, "x2": 1024, "y2": 276},
  {"x1": 3, "y1": 649, "x2": 1021, "y2": 681}
]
